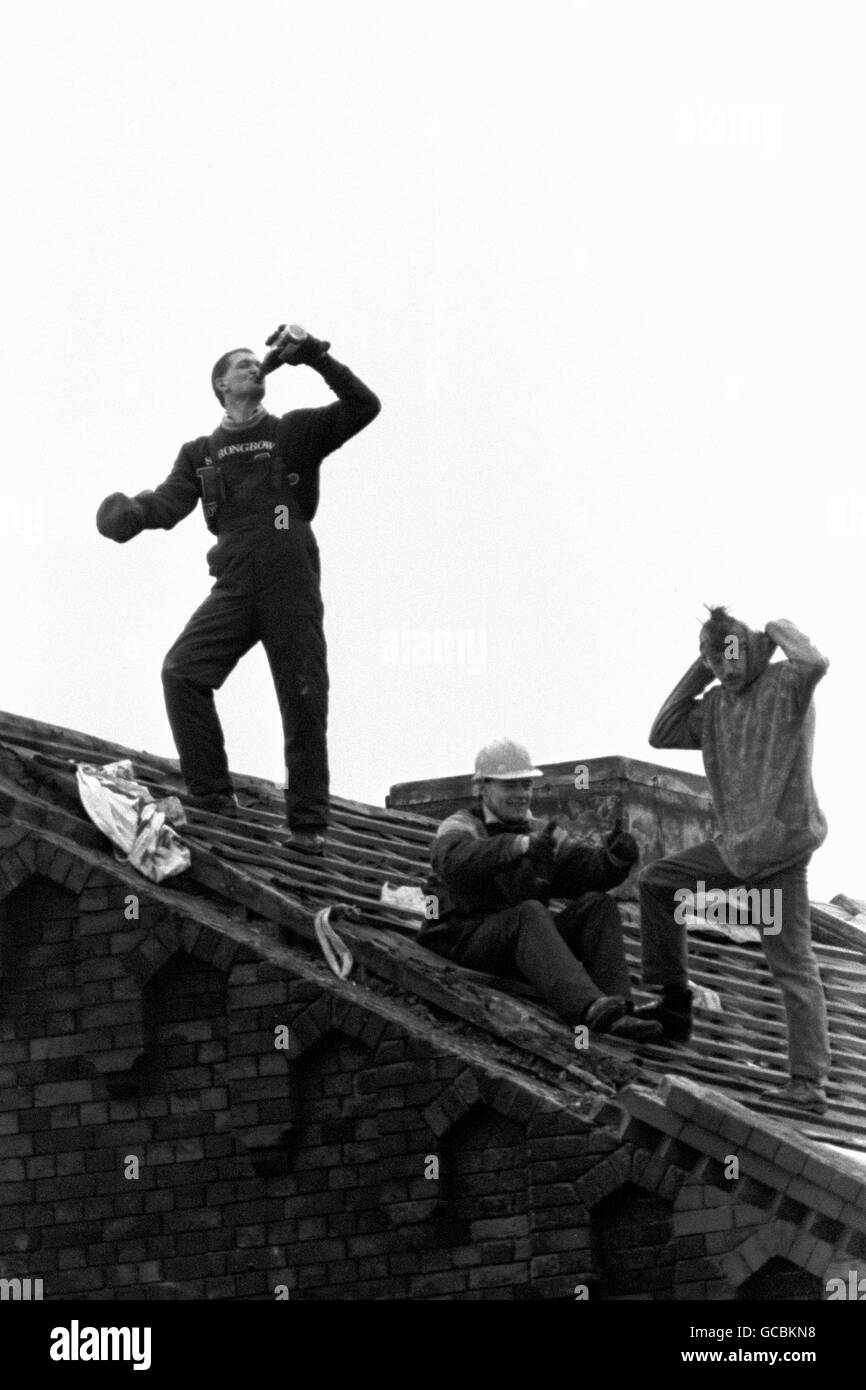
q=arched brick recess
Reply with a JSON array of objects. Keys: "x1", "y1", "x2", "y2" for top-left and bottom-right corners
[
  {"x1": 109, "y1": 921, "x2": 245, "y2": 1090},
  {"x1": 0, "y1": 838, "x2": 206, "y2": 1086},
  {"x1": 423, "y1": 1068, "x2": 542, "y2": 1139},
  {"x1": 222, "y1": 976, "x2": 394, "y2": 1179},
  {"x1": 0, "y1": 833, "x2": 109, "y2": 904},
  {"x1": 297, "y1": 1030, "x2": 375, "y2": 1125},
  {"x1": 286, "y1": 1028, "x2": 377, "y2": 1185},
  {"x1": 423, "y1": 1071, "x2": 481, "y2": 1138},
  {"x1": 737, "y1": 1254, "x2": 823, "y2": 1300},
  {"x1": 227, "y1": 1010, "x2": 386, "y2": 1180},
  {"x1": 341, "y1": 1103, "x2": 534, "y2": 1299},
  {"x1": 0, "y1": 873, "x2": 81, "y2": 1027},
  {"x1": 105, "y1": 946, "x2": 229, "y2": 1102},
  {"x1": 281, "y1": 995, "x2": 392, "y2": 1061},
  {"x1": 571, "y1": 1143, "x2": 633, "y2": 1208},
  {"x1": 437, "y1": 1104, "x2": 529, "y2": 1248},
  {"x1": 722, "y1": 1221, "x2": 847, "y2": 1291},
  {"x1": 122, "y1": 924, "x2": 183, "y2": 990},
  {"x1": 591, "y1": 1184, "x2": 676, "y2": 1299},
  {"x1": 573, "y1": 1147, "x2": 729, "y2": 1299},
  {"x1": 142, "y1": 950, "x2": 229, "y2": 1076},
  {"x1": 280, "y1": 994, "x2": 335, "y2": 1057},
  {"x1": 0, "y1": 830, "x2": 235, "y2": 999},
  {"x1": 0, "y1": 835, "x2": 42, "y2": 902},
  {"x1": 0, "y1": 873, "x2": 136, "y2": 1094},
  {"x1": 124, "y1": 916, "x2": 239, "y2": 990}
]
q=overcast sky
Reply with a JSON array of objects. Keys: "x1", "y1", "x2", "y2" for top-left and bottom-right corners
[{"x1": 6, "y1": 1, "x2": 865, "y2": 900}]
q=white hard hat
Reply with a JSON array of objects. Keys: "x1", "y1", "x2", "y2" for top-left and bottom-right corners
[{"x1": 473, "y1": 739, "x2": 544, "y2": 783}]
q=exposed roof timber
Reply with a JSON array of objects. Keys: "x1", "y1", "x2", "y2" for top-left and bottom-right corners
[{"x1": 2, "y1": 708, "x2": 866, "y2": 1159}]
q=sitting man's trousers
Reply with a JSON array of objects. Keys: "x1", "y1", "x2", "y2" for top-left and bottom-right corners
[{"x1": 423, "y1": 892, "x2": 634, "y2": 1026}]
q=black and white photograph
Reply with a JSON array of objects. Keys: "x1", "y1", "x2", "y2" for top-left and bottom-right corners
[{"x1": 3, "y1": 0, "x2": 865, "y2": 1362}]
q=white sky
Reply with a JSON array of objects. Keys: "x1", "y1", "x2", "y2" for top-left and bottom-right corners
[{"x1": 6, "y1": 1, "x2": 865, "y2": 901}]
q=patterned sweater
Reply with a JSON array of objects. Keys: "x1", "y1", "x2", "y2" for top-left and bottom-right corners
[{"x1": 648, "y1": 620, "x2": 828, "y2": 878}]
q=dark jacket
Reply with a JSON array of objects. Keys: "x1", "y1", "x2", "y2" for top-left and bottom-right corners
[
  {"x1": 420, "y1": 804, "x2": 631, "y2": 945},
  {"x1": 131, "y1": 355, "x2": 380, "y2": 581}
]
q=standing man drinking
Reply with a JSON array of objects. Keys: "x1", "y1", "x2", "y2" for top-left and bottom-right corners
[{"x1": 96, "y1": 324, "x2": 381, "y2": 855}]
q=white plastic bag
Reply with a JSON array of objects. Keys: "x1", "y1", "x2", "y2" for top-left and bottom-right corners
[
  {"x1": 379, "y1": 882, "x2": 428, "y2": 915},
  {"x1": 688, "y1": 983, "x2": 723, "y2": 1013},
  {"x1": 76, "y1": 760, "x2": 191, "y2": 884}
]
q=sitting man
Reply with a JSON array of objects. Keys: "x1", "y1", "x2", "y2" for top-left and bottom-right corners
[
  {"x1": 419, "y1": 739, "x2": 661, "y2": 1042},
  {"x1": 638, "y1": 608, "x2": 831, "y2": 1114}
]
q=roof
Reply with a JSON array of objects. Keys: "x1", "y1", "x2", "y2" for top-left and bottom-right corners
[{"x1": 1, "y1": 708, "x2": 865, "y2": 1168}]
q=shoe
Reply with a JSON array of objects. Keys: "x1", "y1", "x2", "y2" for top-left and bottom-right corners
[
  {"x1": 186, "y1": 792, "x2": 239, "y2": 818},
  {"x1": 608, "y1": 1014, "x2": 663, "y2": 1043},
  {"x1": 760, "y1": 1078, "x2": 828, "y2": 1116},
  {"x1": 634, "y1": 986, "x2": 693, "y2": 1042},
  {"x1": 287, "y1": 830, "x2": 326, "y2": 857},
  {"x1": 584, "y1": 996, "x2": 628, "y2": 1034}
]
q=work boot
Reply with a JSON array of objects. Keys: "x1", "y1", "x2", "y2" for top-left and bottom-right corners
[
  {"x1": 584, "y1": 996, "x2": 628, "y2": 1034},
  {"x1": 634, "y1": 986, "x2": 693, "y2": 1042},
  {"x1": 608, "y1": 1012, "x2": 663, "y2": 1043},
  {"x1": 186, "y1": 792, "x2": 239, "y2": 818},
  {"x1": 287, "y1": 830, "x2": 326, "y2": 857},
  {"x1": 760, "y1": 1078, "x2": 828, "y2": 1116}
]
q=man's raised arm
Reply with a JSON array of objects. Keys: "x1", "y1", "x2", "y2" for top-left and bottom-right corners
[
  {"x1": 764, "y1": 618, "x2": 829, "y2": 708},
  {"x1": 648, "y1": 657, "x2": 713, "y2": 750},
  {"x1": 279, "y1": 333, "x2": 381, "y2": 461},
  {"x1": 552, "y1": 821, "x2": 641, "y2": 896}
]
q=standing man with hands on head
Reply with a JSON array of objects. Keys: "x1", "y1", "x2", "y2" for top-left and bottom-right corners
[
  {"x1": 96, "y1": 321, "x2": 381, "y2": 855},
  {"x1": 637, "y1": 608, "x2": 832, "y2": 1113},
  {"x1": 420, "y1": 738, "x2": 662, "y2": 1043}
]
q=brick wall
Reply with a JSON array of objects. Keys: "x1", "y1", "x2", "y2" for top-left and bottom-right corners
[
  {"x1": 593, "y1": 1186, "x2": 676, "y2": 1299},
  {"x1": 738, "y1": 1257, "x2": 822, "y2": 1301},
  {"x1": 0, "y1": 860, "x2": 851, "y2": 1301}
]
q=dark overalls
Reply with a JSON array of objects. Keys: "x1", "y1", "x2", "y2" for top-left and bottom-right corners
[{"x1": 132, "y1": 356, "x2": 380, "y2": 829}]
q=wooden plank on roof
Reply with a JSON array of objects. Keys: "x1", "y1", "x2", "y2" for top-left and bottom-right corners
[
  {"x1": 181, "y1": 827, "x2": 427, "y2": 919},
  {"x1": 832, "y1": 893, "x2": 866, "y2": 919},
  {"x1": 182, "y1": 843, "x2": 621, "y2": 1095},
  {"x1": 0, "y1": 713, "x2": 438, "y2": 844},
  {"x1": 621, "y1": 949, "x2": 866, "y2": 1041},
  {"x1": 6, "y1": 724, "x2": 866, "y2": 1146},
  {"x1": 619, "y1": 913, "x2": 866, "y2": 972},
  {"x1": 619, "y1": 903, "x2": 866, "y2": 966},
  {"x1": 329, "y1": 793, "x2": 438, "y2": 833},
  {"x1": 811, "y1": 903, "x2": 866, "y2": 955}
]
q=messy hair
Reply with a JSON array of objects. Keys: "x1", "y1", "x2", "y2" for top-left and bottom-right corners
[
  {"x1": 699, "y1": 604, "x2": 742, "y2": 657},
  {"x1": 211, "y1": 348, "x2": 253, "y2": 405}
]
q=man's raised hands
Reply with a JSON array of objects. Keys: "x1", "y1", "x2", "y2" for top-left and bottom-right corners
[{"x1": 265, "y1": 323, "x2": 331, "y2": 367}]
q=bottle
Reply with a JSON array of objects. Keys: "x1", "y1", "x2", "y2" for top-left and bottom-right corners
[
  {"x1": 259, "y1": 324, "x2": 308, "y2": 378},
  {"x1": 258, "y1": 321, "x2": 330, "y2": 375}
]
